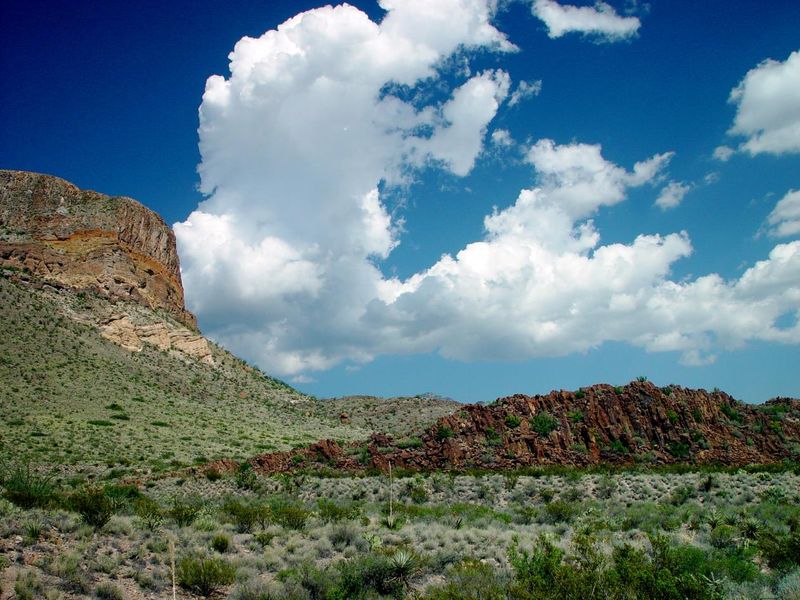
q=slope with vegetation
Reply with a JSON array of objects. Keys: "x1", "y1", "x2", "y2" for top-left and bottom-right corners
[{"x1": 0, "y1": 272, "x2": 368, "y2": 480}]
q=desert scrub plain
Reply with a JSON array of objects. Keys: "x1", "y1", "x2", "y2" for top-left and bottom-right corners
[{"x1": 2, "y1": 463, "x2": 800, "y2": 599}]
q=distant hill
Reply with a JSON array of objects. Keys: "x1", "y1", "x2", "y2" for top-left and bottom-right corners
[{"x1": 314, "y1": 394, "x2": 461, "y2": 438}]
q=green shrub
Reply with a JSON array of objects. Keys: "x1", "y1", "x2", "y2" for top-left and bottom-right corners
[
  {"x1": 422, "y1": 560, "x2": 508, "y2": 600},
  {"x1": 508, "y1": 534, "x2": 723, "y2": 600},
  {"x1": 69, "y1": 486, "x2": 115, "y2": 528},
  {"x1": 335, "y1": 551, "x2": 409, "y2": 598},
  {"x1": 436, "y1": 426, "x2": 455, "y2": 441},
  {"x1": 177, "y1": 556, "x2": 236, "y2": 597},
  {"x1": 568, "y1": 410, "x2": 584, "y2": 423},
  {"x1": 317, "y1": 498, "x2": 361, "y2": 523},
  {"x1": 168, "y1": 496, "x2": 203, "y2": 526},
  {"x1": 0, "y1": 463, "x2": 57, "y2": 509},
  {"x1": 709, "y1": 524, "x2": 737, "y2": 549},
  {"x1": 667, "y1": 441, "x2": 690, "y2": 458},
  {"x1": 758, "y1": 528, "x2": 800, "y2": 570},
  {"x1": 134, "y1": 496, "x2": 163, "y2": 530},
  {"x1": 530, "y1": 412, "x2": 558, "y2": 436},
  {"x1": 396, "y1": 437, "x2": 423, "y2": 449},
  {"x1": 234, "y1": 462, "x2": 259, "y2": 490},
  {"x1": 270, "y1": 497, "x2": 309, "y2": 530},
  {"x1": 95, "y1": 582, "x2": 124, "y2": 599},
  {"x1": 544, "y1": 500, "x2": 575, "y2": 523},
  {"x1": 505, "y1": 414, "x2": 521, "y2": 428},
  {"x1": 211, "y1": 533, "x2": 231, "y2": 553},
  {"x1": 721, "y1": 403, "x2": 742, "y2": 423},
  {"x1": 223, "y1": 498, "x2": 266, "y2": 533}
]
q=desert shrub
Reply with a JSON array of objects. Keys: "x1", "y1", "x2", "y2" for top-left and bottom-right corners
[
  {"x1": 69, "y1": 486, "x2": 115, "y2": 528},
  {"x1": 329, "y1": 521, "x2": 361, "y2": 549},
  {"x1": 95, "y1": 582, "x2": 124, "y2": 599},
  {"x1": 709, "y1": 524, "x2": 737, "y2": 549},
  {"x1": 270, "y1": 497, "x2": 309, "y2": 530},
  {"x1": 223, "y1": 498, "x2": 265, "y2": 533},
  {"x1": 229, "y1": 579, "x2": 282, "y2": 600},
  {"x1": 596, "y1": 476, "x2": 617, "y2": 499},
  {"x1": 177, "y1": 556, "x2": 236, "y2": 597},
  {"x1": 317, "y1": 498, "x2": 360, "y2": 523},
  {"x1": 436, "y1": 426, "x2": 455, "y2": 441},
  {"x1": 14, "y1": 570, "x2": 42, "y2": 600},
  {"x1": 776, "y1": 568, "x2": 800, "y2": 600},
  {"x1": 211, "y1": 533, "x2": 231, "y2": 553},
  {"x1": 168, "y1": 496, "x2": 203, "y2": 526},
  {"x1": 505, "y1": 414, "x2": 521, "y2": 428},
  {"x1": 103, "y1": 483, "x2": 142, "y2": 509},
  {"x1": 721, "y1": 403, "x2": 742, "y2": 423},
  {"x1": 543, "y1": 500, "x2": 575, "y2": 523},
  {"x1": 396, "y1": 437, "x2": 424, "y2": 449},
  {"x1": 410, "y1": 484, "x2": 429, "y2": 504},
  {"x1": 530, "y1": 412, "x2": 558, "y2": 436},
  {"x1": 422, "y1": 560, "x2": 508, "y2": 600},
  {"x1": 670, "y1": 485, "x2": 696, "y2": 505},
  {"x1": 334, "y1": 551, "x2": 415, "y2": 598},
  {"x1": 0, "y1": 462, "x2": 58, "y2": 509},
  {"x1": 134, "y1": 495, "x2": 163, "y2": 530},
  {"x1": 46, "y1": 550, "x2": 91, "y2": 593},
  {"x1": 234, "y1": 462, "x2": 259, "y2": 490},
  {"x1": 758, "y1": 528, "x2": 800, "y2": 570},
  {"x1": 508, "y1": 534, "x2": 723, "y2": 600}
]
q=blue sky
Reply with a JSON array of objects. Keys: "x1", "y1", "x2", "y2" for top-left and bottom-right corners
[{"x1": 1, "y1": 0, "x2": 799, "y2": 403}]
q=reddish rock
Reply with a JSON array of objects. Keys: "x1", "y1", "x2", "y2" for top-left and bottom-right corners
[{"x1": 248, "y1": 382, "x2": 800, "y2": 476}]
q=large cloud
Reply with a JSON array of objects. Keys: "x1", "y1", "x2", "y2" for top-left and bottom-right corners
[
  {"x1": 728, "y1": 49, "x2": 800, "y2": 156},
  {"x1": 176, "y1": 1, "x2": 800, "y2": 378},
  {"x1": 531, "y1": 0, "x2": 640, "y2": 41}
]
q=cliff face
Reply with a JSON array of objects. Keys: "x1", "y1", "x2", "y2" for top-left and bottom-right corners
[
  {"x1": 246, "y1": 382, "x2": 800, "y2": 474},
  {"x1": 0, "y1": 170, "x2": 196, "y2": 329}
]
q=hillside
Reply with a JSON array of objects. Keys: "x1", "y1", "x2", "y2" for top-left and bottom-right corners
[
  {"x1": 0, "y1": 171, "x2": 463, "y2": 483},
  {"x1": 0, "y1": 272, "x2": 372, "y2": 480},
  {"x1": 245, "y1": 381, "x2": 800, "y2": 475},
  {"x1": 313, "y1": 394, "x2": 461, "y2": 437}
]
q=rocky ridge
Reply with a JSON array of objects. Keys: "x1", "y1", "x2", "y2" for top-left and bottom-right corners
[
  {"x1": 0, "y1": 170, "x2": 215, "y2": 363},
  {"x1": 0, "y1": 170, "x2": 195, "y2": 328},
  {"x1": 243, "y1": 382, "x2": 800, "y2": 475}
]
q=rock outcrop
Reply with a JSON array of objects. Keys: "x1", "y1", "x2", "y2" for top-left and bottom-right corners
[
  {"x1": 0, "y1": 170, "x2": 196, "y2": 329},
  {"x1": 99, "y1": 314, "x2": 213, "y2": 365},
  {"x1": 247, "y1": 382, "x2": 800, "y2": 474}
]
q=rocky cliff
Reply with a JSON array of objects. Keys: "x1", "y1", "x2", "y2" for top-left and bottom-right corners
[
  {"x1": 244, "y1": 381, "x2": 800, "y2": 474},
  {"x1": 0, "y1": 170, "x2": 196, "y2": 329}
]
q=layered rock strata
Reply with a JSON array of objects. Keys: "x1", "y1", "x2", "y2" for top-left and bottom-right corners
[{"x1": 0, "y1": 170, "x2": 196, "y2": 329}]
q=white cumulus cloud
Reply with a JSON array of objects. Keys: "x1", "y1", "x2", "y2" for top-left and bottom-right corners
[
  {"x1": 655, "y1": 181, "x2": 691, "y2": 210},
  {"x1": 728, "y1": 49, "x2": 800, "y2": 156},
  {"x1": 531, "y1": 0, "x2": 640, "y2": 41},
  {"x1": 767, "y1": 190, "x2": 800, "y2": 238},
  {"x1": 176, "y1": 2, "x2": 800, "y2": 378}
]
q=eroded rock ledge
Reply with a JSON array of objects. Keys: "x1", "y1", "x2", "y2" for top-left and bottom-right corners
[{"x1": 0, "y1": 170, "x2": 196, "y2": 329}]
